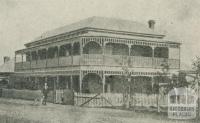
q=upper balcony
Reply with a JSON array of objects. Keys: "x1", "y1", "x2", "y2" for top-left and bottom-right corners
[
  {"x1": 15, "y1": 56, "x2": 179, "y2": 72},
  {"x1": 15, "y1": 37, "x2": 180, "y2": 71}
]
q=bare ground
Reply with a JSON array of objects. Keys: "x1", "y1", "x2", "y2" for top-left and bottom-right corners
[{"x1": 0, "y1": 98, "x2": 198, "y2": 123}]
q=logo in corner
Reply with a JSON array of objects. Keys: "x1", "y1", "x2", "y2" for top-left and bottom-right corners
[{"x1": 168, "y1": 87, "x2": 197, "y2": 119}]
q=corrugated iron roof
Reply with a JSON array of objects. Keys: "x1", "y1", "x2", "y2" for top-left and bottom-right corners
[{"x1": 34, "y1": 16, "x2": 164, "y2": 41}]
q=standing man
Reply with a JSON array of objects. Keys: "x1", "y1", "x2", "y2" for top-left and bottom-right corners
[{"x1": 42, "y1": 83, "x2": 49, "y2": 105}]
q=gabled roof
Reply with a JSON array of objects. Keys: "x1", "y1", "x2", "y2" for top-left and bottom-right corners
[
  {"x1": 34, "y1": 16, "x2": 164, "y2": 41},
  {"x1": 0, "y1": 59, "x2": 15, "y2": 73}
]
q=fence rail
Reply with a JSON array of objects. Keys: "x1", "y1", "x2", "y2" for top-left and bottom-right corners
[{"x1": 74, "y1": 92, "x2": 168, "y2": 108}]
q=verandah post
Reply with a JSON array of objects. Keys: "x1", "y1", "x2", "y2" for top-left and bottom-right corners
[
  {"x1": 53, "y1": 77, "x2": 56, "y2": 103},
  {"x1": 79, "y1": 71, "x2": 82, "y2": 93},
  {"x1": 102, "y1": 72, "x2": 105, "y2": 93}
]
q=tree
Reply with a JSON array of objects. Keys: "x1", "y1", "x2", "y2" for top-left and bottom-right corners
[
  {"x1": 193, "y1": 56, "x2": 200, "y2": 74},
  {"x1": 109, "y1": 55, "x2": 132, "y2": 108},
  {"x1": 177, "y1": 72, "x2": 188, "y2": 87},
  {"x1": 192, "y1": 56, "x2": 200, "y2": 119}
]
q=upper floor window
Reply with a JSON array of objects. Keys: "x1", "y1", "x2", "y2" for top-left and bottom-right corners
[
  {"x1": 154, "y1": 47, "x2": 169, "y2": 58},
  {"x1": 59, "y1": 44, "x2": 72, "y2": 57},
  {"x1": 131, "y1": 45, "x2": 152, "y2": 57},
  {"x1": 105, "y1": 43, "x2": 129, "y2": 55},
  {"x1": 47, "y1": 46, "x2": 58, "y2": 59},
  {"x1": 31, "y1": 51, "x2": 37, "y2": 61},
  {"x1": 38, "y1": 49, "x2": 47, "y2": 60},
  {"x1": 26, "y1": 52, "x2": 31, "y2": 62},
  {"x1": 83, "y1": 41, "x2": 102, "y2": 54},
  {"x1": 73, "y1": 42, "x2": 80, "y2": 55}
]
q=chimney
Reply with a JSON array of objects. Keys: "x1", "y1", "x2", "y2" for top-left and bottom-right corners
[
  {"x1": 3, "y1": 56, "x2": 10, "y2": 63},
  {"x1": 148, "y1": 20, "x2": 155, "y2": 29}
]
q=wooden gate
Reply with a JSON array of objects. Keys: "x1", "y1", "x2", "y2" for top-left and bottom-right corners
[
  {"x1": 74, "y1": 92, "x2": 168, "y2": 108},
  {"x1": 74, "y1": 93, "x2": 123, "y2": 107}
]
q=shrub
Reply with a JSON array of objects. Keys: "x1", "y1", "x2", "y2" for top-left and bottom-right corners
[
  {"x1": 2, "y1": 89, "x2": 42, "y2": 100},
  {"x1": 63, "y1": 89, "x2": 74, "y2": 105}
]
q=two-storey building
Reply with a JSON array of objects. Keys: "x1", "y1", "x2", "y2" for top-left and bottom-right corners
[{"x1": 13, "y1": 17, "x2": 180, "y2": 101}]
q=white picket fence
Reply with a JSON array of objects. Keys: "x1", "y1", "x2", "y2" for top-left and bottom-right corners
[
  {"x1": 74, "y1": 92, "x2": 168, "y2": 108},
  {"x1": 132, "y1": 93, "x2": 167, "y2": 107}
]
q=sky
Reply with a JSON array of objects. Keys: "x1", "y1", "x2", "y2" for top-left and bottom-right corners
[{"x1": 0, "y1": 0, "x2": 200, "y2": 69}]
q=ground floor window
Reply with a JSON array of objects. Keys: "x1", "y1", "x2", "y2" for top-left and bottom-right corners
[
  {"x1": 72, "y1": 76, "x2": 80, "y2": 92},
  {"x1": 58, "y1": 76, "x2": 71, "y2": 89},
  {"x1": 131, "y1": 76, "x2": 152, "y2": 94},
  {"x1": 82, "y1": 73, "x2": 102, "y2": 93},
  {"x1": 9, "y1": 74, "x2": 171, "y2": 95},
  {"x1": 105, "y1": 75, "x2": 124, "y2": 93}
]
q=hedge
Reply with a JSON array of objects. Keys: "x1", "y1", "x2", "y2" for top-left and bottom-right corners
[{"x1": 1, "y1": 89, "x2": 54, "y2": 103}]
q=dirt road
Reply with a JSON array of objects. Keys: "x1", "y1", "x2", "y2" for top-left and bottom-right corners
[{"x1": 0, "y1": 98, "x2": 197, "y2": 123}]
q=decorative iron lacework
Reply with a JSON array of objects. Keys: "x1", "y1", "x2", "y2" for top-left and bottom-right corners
[{"x1": 82, "y1": 37, "x2": 179, "y2": 48}]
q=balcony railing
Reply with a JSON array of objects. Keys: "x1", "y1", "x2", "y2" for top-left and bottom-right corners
[
  {"x1": 22, "y1": 62, "x2": 30, "y2": 69},
  {"x1": 81, "y1": 54, "x2": 103, "y2": 65},
  {"x1": 15, "y1": 55, "x2": 180, "y2": 71},
  {"x1": 37, "y1": 59, "x2": 46, "y2": 68},
  {"x1": 47, "y1": 58, "x2": 58, "y2": 68},
  {"x1": 15, "y1": 62, "x2": 22, "y2": 70},
  {"x1": 31, "y1": 61, "x2": 37, "y2": 69},
  {"x1": 104, "y1": 55, "x2": 125, "y2": 66},
  {"x1": 130, "y1": 56, "x2": 153, "y2": 68},
  {"x1": 168, "y1": 59, "x2": 180, "y2": 69},
  {"x1": 59, "y1": 57, "x2": 72, "y2": 66}
]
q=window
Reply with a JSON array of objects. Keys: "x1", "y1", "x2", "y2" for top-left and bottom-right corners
[
  {"x1": 31, "y1": 51, "x2": 37, "y2": 61},
  {"x1": 38, "y1": 49, "x2": 47, "y2": 60},
  {"x1": 59, "y1": 44, "x2": 72, "y2": 57},
  {"x1": 73, "y1": 42, "x2": 80, "y2": 55},
  {"x1": 131, "y1": 45, "x2": 153, "y2": 57},
  {"x1": 26, "y1": 52, "x2": 31, "y2": 62},
  {"x1": 47, "y1": 46, "x2": 58, "y2": 59},
  {"x1": 154, "y1": 47, "x2": 169, "y2": 58}
]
